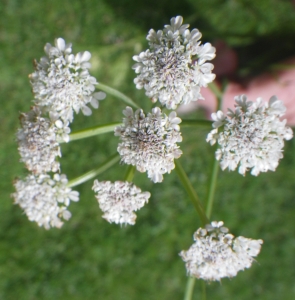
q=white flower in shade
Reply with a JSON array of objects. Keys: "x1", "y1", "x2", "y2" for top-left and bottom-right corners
[
  {"x1": 179, "y1": 221, "x2": 263, "y2": 281},
  {"x1": 92, "y1": 180, "x2": 150, "y2": 225},
  {"x1": 17, "y1": 106, "x2": 62, "y2": 174},
  {"x1": 12, "y1": 173, "x2": 79, "y2": 229},
  {"x1": 132, "y1": 16, "x2": 216, "y2": 109},
  {"x1": 206, "y1": 95, "x2": 293, "y2": 176},
  {"x1": 115, "y1": 106, "x2": 182, "y2": 183},
  {"x1": 29, "y1": 37, "x2": 106, "y2": 122}
]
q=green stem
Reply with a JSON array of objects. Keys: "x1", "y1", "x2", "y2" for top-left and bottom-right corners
[
  {"x1": 175, "y1": 160, "x2": 209, "y2": 226},
  {"x1": 67, "y1": 153, "x2": 120, "y2": 188},
  {"x1": 201, "y1": 281, "x2": 206, "y2": 300},
  {"x1": 184, "y1": 277, "x2": 195, "y2": 300},
  {"x1": 98, "y1": 82, "x2": 140, "y2": 109},
  {"x1": 208, "y1": 82, "x2": 222, "y2": 110},
  {"x1": 205, "y1": 145, "x2": 219, "y2": 218},
  {"x1": 124, "y1": 165, "x2": 136, "y2": 182},
  {"x1": 205, "y1": 82, "x2": 223, "y2": 218},
  {"x1": 181, "y1": 119, "x2": 213, "y2": 128},
  {"x1": 61, "y1": 122, "x2": 122, "y2": 143}
]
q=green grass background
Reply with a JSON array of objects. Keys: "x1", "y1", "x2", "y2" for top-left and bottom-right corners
[{"x1": 1, "y1": 0, "x2": 295, "y2": 299}]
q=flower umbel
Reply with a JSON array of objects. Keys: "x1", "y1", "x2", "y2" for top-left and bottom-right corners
[
  {"x1": 180, "y1": 221, "x2": 263, "y2": 281},
  {"x1": 12, "y1": 173, "x2": 79, "y2": 229},
  {"x1": 17, "y1": 106, "x2": 62, "y2": 174},
  {"x1": 115, "y1": 106, "x2": 182, "y2": 183},
  {"x1": 206, "y1": 95, "x2": 293, "y2": 175},
  {"x1": 93, "y1": 180, "x2": 150, "y2": 225},
  {"x1": 29, "y1": 37, "x2": 106, "y2": 123},
  {"x1": 133, "y1": 16, "x2": 216, "y2": 109}
]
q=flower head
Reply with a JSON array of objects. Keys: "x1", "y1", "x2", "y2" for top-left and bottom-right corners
[
  {"x1": 180, "y1": 221, "x2": 263, "y2": 281},
  {"x1": 93, "y1": 180, "x2": 150, "y2": 225},
  {"x1": 17, "y1": 106, "x2": 66, "y2": 174},
  {"x1": 12, "y1": 173, "x2": 79, "y2": 229},
  {"x1": 133, "y1": 16, "x2": 216, "y2": 109},
  {"x1": 206, "y1": 95, "x2": 293, "y2": 175},
  {"x1": 30, "y1": 37, "x2": 106, "y2": 122},
  {"x1": 115, "y1": 106, "x2": 182, "y2": 183}
]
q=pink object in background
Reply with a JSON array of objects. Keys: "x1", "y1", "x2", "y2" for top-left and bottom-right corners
[{"x1": 179, "y1": 57, "x2": 295, "y2": 126}]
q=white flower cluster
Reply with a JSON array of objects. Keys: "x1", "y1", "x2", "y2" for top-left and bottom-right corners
[
  {"x1": 93, "y1": 180, "x2": 150, "y2": 225},
  {"x1": 30, "y1": 38, "x2": 106, "y2": 122},
  {"x1": 12, "y1": 38, "x2": 99, "y2": 227},
  {"x1": 17, "y1": 38, "x2": 104, "y2": 176},
  {"x1": 133, "y1": 16, "x2": 216, "y2": 109},
  {"x1": 206, "y1": 95, "x2": 293, "y2": 175},
  {"x1": 16, "y1": 106, "x2": 71, "y2": 174},
  {"x1": 180, "y1": 221, "x2": 263, "y2": 281},
  {"x1": 115, "y1": 106, "x2": 182, "y2": 183},
  {"x1": 12, "y1": 174, "x2": 79, "y2": 229}
]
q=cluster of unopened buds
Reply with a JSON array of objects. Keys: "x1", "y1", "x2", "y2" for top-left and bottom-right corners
[{"x1": 12, "y1": 16, "x2": 292, "y2": 282}]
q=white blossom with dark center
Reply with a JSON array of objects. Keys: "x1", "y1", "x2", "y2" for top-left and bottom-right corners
[
  {"x1": 12, "y1": 173, "x2": 79, "y2": 229},
  {"x1": 30, "y1": 37, "x2": 106, "y2": 123},
  {"x1": 16, "y1": 106, "x2": 66, "y2": 174},
  {"x1": 115, "y1": 106, "x2": 182, "y2": 183},
  {"x1": 133, "y1": 16, "x2": 216, "y2": 109},
  {"x1": 93, "y1": 180, "x2": 150, "y2": 225},
  {"x1": 180, "y1": 221, "x2": 263, "y2": 281},
  {"x1": 206, "y1": 95, "x2": 293, "y2": 176}
]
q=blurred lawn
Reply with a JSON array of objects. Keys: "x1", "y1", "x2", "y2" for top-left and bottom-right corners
[{"x1": 1, "y1": 0, "x2": 295, "y2": 299}]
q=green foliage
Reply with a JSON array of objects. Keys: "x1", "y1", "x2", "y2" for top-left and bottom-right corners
[
  {"x1": 187, "y1": 0, "x2": 295, "y2": 44},
  {"x1": 1, "y1": 1, "x2": 295, "y2": 299},
  {"x1": 186, "y1": 0, "x2": 295, "y2": 75}
]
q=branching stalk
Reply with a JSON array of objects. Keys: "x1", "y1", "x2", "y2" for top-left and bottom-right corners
[
  {"x1": 175, "y1": 160, "x2": 209, "y2": 226},
  {"x1": 67, "y1": 153, "x2": 120, "y2": 188},
  {"x1": 98, "y1": 82, "x2": 140, "y2": 109},
  {"x1": 205, "y1": 145, "x2": 219, "y2": 218},
  {"x1": 184, "y1": 277, "x2": 196, "y2": 300},
  {"x1": 62, "y1": 122, "x2": 122, "y2": 142},
  {"x1": 208, "y1": 82, "x2": 222, "y2": 110},
  {"x1": 124, "y1": 165, "x2": 136, "y2": 182},
  {"x1": 181, "y1": 119, "x2": 213, "y2": 128}
]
